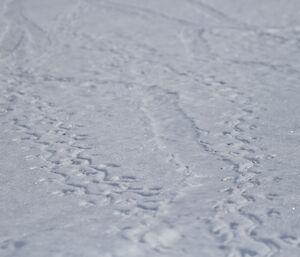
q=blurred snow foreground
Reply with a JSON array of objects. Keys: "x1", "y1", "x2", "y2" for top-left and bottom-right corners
[{"x1": 1, "y1": 0, "x2": 300, "y2": 256}]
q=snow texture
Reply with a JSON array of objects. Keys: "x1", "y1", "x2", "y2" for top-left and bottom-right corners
[{"x1": 1, "y1": 0, "x2": 300, "y2": 256}]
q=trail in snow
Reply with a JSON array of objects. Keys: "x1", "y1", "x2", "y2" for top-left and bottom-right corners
[{"x1": 1, "y1": 0, "x2": 300, "y2": 256}]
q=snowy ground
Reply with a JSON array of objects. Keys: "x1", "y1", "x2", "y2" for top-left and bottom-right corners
[{"x1": 1, "y1": 0, "x2": 300, "y2": 256}]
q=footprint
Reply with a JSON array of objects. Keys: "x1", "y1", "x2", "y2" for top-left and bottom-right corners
[
  {"x1": 267, "y1": 208, "x2": 280, "y2": 217},
  {"x1": 280, "y1": 234, "x2": 298, "y2": 245}
]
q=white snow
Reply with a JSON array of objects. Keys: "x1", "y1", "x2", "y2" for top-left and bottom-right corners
[{"x1": 1, "y1": 0, "x2": 300, "y2": 256}]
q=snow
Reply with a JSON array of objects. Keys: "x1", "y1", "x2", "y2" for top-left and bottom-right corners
[{"x1": 1, "y1": 0, "x2": 300, "y2": 256}]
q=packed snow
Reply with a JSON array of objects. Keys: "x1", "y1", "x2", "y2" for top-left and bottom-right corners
[{"x1": 1, "y1": 0, "x2": 300, "y2": 256}]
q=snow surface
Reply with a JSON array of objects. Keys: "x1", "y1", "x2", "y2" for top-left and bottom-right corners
[{"x1": 1, "y1": 0, "x2": 300, "y2": 256}]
